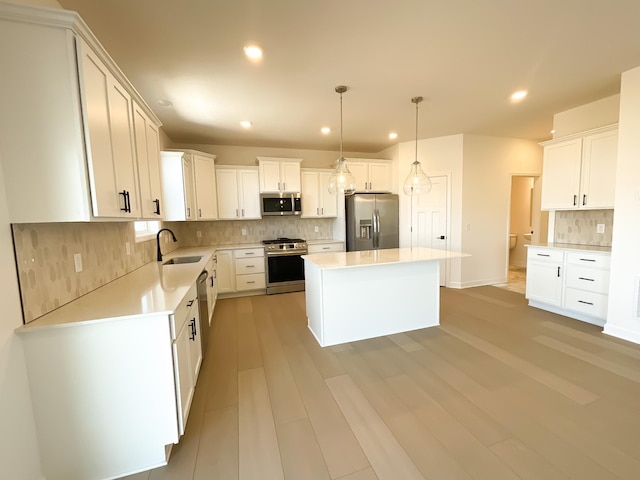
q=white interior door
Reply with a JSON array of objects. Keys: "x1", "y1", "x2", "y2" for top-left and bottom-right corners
[{"x1": 415, "y1": 175, "x2": 448, "y2": 286}]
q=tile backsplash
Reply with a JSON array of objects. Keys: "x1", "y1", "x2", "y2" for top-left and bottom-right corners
[
  {"x1": 553, "y1": 209, "x2": 613, "y2": 246},
  {"x1": 13, "y1": 217, "x2": 335, "y2": 323}
]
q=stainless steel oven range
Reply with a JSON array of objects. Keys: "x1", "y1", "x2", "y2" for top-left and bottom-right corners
[{"x1": 262, "y1": 238, "x2": 307, "y2": 294}]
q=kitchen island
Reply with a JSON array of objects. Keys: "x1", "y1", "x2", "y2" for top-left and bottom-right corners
[{"x1": 303, "y1": 247, "x2": 468, "y2": 347}]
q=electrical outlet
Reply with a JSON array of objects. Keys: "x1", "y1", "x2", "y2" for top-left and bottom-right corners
[
  {"x1": 125, "y1": 242, "x2": 131, "y2": 255},
  {"x1": 466, "y1": 223, "x2": 471, "y2": 231},
  {"x1": 314, "y1": 226, "x2": 319, "y2": 233},
  {"x1": 597, "y1": 224, "x2": 605, "y2": 234},
  {"x1": 241, "y1": 228, "x2": 247, "y2": 236},
  {"x1": 196, "y1": 230, "x2": 202, "y2": 239},
  {"x1": 74, "y1": 253, "x2": 83, "y2": 273}
]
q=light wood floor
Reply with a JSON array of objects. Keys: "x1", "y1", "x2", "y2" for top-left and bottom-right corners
[{"x1": 126, "y1": 286, "x2": 640, "y2": 480}]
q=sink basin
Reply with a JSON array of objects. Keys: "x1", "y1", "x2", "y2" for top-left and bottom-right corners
[{"x1": 163, "y1": 255, "x2": 202, "y2": 265}]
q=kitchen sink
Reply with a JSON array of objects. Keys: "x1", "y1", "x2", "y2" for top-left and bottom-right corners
[{"x1": 163, "y1": 255, "x2": 202, "y2": 265}]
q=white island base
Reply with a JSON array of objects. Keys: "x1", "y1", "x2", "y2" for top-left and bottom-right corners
[{"x1": 303, "y1": 248, "x2": 467, "y2": 347}]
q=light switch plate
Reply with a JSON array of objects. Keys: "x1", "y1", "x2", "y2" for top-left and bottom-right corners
[
  {"x1": 597, "y1": 224, "x2": 605, "y2": 234},
  {"x1": 125, "y1": 242, "x2": 131, "y2": 255},
  {"x1": 241, "y1": 228, "x2": 247, "y2": 236}
]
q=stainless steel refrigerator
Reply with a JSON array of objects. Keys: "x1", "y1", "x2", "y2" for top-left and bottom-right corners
[{"x1": 345, "y1": 193, "x2": 399, "y2": 251}]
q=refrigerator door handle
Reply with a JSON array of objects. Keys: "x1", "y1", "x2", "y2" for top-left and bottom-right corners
[{"x1": 373, "y1": 209, "x2": 381, "y2": 249}]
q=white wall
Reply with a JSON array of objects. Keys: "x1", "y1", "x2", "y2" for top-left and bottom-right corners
[
  {"x1": 552, "y1": 94, "x2": 620, "y2": 138},
  {"x1": 1, "y1": 3, "x2": 57, "y2": 479},
  {"x1": 0, "y1": 159, "x2": 44, "y2": 480},
  {"x1": 460, "y1": 135, "x2": 542, "y2": 287},
  {"x1": 604, "y1": 66, "x2": 640, "y2": 344}
]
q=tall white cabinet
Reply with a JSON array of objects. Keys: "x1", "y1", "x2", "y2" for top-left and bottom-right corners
[
  {"x1": 215, "y1": 166, "x2": 261, "y2": 220},
  {"x1": 0, "y1": 3, "x2": 163, "y2": 223},
  {"x1": 301, "y1": 169, "x2": 338, "y2": 217},
  {"x1": 160, "y1": 150, "x2": 218, "y2": 221},
  {"x1": 540, "y1": 125, "x2": 618, "y2": 210}
]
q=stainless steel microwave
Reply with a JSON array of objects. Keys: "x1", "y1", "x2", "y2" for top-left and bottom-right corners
[{"x1": 261, "y1": 193, "x2": 302, "y2": 216}]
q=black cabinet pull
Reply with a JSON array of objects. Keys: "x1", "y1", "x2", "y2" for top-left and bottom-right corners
[
  {"x1": 578, "y1": 277, "x2": 595, "y2": 282},
  {"x1": 537, "y1": 253, "x2": 550, "y2": 257},
  {"x1": 579, "y1": 258, "x2": 596, "y2": 262},
  {"x1": 582, "y1": 194, "x2": 587, "y2": 206},
  {"x1": 154, "y1": 198, "x2": 161, "y2": 215},
  {"x1": 573, "y1": 194, "x2": 577, "y2": 206},
  {"x1": 557, "y1": 266, "x2": 560, "y2": 277},
  {"x1": 119, "y1": 190, "x2": 129, "y2": 212},
  {"x1": 578, "y1": 300, "x2": 594, "y2": 306},
  {"x1": 187, "y1": 299, "x2": 194, "y2": 307}
]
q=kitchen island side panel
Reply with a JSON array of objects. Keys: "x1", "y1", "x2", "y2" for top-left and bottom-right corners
[{"x1": 306, "y1": 260, "x2": 440, "y2": 347}]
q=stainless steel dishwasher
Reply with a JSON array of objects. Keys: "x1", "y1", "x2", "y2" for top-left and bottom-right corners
[{"x1": 196, "y1": 270, "x2": 210, "y2": 356}]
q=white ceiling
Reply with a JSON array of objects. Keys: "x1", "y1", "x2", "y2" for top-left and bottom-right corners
[{"x1": 59, "y1": 0, "x2": 640, "y2": 153}]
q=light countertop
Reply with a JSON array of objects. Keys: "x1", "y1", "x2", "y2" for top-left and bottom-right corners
[
  {"x1": 303, "y1": 247, "x2": 469, "y2": 270},
  {"x1": 17, "y1": 247, "x2": 216, "y2": 333},
  {"x1": 526, "y1": 243, "x2": 612, "y2": 254}
]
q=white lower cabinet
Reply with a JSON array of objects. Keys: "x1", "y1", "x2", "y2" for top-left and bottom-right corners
[
  {"x1": 526, "y1": 246, "x2": 611, "y2": 326},
  {"x1": 216, "y1": 247, "x2": 266, "y2": 297},
  {"x1": 17, "y1": 282, "x2": 204, "y2": 480},
  {"x1": 171, "y1": 284, "x2": 202, "y2": 435},
  {"x1": 307, "y1": 241, "x2": 345, "y2": 254}
]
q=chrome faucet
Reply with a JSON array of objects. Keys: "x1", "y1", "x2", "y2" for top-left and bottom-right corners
[{"x1": 157, "y1": 228, "x2": 177, "y2": 262}]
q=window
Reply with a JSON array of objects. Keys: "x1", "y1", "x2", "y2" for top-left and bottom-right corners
[{"x1": 134, "y1": 220, "x2": 161, "y2": 242}]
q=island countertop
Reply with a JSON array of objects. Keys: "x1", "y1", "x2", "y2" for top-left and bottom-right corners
[{"x1": 302, "y1": 247, "x2": 469, "y2": 270}]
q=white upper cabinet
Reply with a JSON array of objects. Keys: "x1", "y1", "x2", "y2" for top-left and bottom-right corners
[
  {"x1": 346, "y1": 159, "x2": 392, "y2": 192},
  {"x1": 301, "y1": 169, "x2": 338, "y2": 218},
  {"x1": 0, "y1": 4, "x2": 162, "y2": 222},
  {"x1": 133, "y1": 102, "x2": 163, "y2": 219},
  {"x1": 160, "y1": 150, "x2": 218, "y2": 221},
  {"x1": 257, "y1": 157, "x2": 302, "y2": 193},
  {"x1": 540, "y1": 126, "x2": 618, "y2": 210},
  {"x1": 216, "y1": 166, "x2": 261, "y2": 220}
]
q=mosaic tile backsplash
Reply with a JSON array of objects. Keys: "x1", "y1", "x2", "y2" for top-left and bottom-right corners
[
  {"x1": 13, "y1": 217, "x2": 335, "y2": 323},
  {"x1": 554, "y1": 209, "x2": 614, "y2": 246}
]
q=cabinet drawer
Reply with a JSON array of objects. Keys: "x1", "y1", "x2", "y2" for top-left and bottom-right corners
[
  {"x1": 566, "y1": 251, "x2": 611, "y2": 268},
  {"x1": 308, "y1": 242, "x2": 344, "y2": 253},
  {"x1": 171, "y1": 283, "x2": 197, "y2": 340},
  {"x1": 235, "y1": 257, "x2": 265, "y2": 274},
  {"x1": 527, "y1": 248, "x2": 564, "y2": 263},
  {"x1": 236, "y1": 273, "x2": 266, "y2": 291},
  {"x1": 564, "y1": 288, "x2": 608, "y2": 319},
  {"x1": 234, "y1": 247, "x2": 264, "y2": 259},
  {"x1": 565, "y1": 265, "x2": 610, "y2": 294}
]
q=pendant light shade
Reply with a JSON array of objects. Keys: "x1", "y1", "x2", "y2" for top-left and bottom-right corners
[
  {"x1": 403, "y1": 96, "x2": 432, "y2": 196},
  {"x1": 328, "y1": 85, "x2": 356, "y2": 195}
]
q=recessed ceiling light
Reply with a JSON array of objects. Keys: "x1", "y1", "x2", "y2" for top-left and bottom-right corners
[
  {"x1": 157, "y1": 99, "x2": 173, "y2": 107},
  {"x1": 321, "y1": 127, "x2": 331, "y2": 134},
  {"x1": 240, "y1": 120, "x2": 252, "y2": 128},
  {"x1": 511, "y1": 90, "x2": 528, "y2": 102},
  {"x1": 388, "y1": 132, "x2": 398, "y2": 140},
  {"x1": 243, "y1": 45, "x2": 263, "y2": 60}
]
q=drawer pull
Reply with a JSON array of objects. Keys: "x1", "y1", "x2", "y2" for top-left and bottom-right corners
[
  {"x1": 245, "y1": 252, "x2": 255, "y2": 255},
  {"x1": 537, "y1": 253, "x2": 550, "y2": 257},
  {"x1": 578, "y1": 277, "x2": 595, "y2": 282},
  {"x1": 579, "y1": 258, "x2": 596, "y2": 262},
  {"x1": 322, "y1": 247, "x2": 330, "y2": 250},
  {"x1": 246, "y1": 265, "x2": 255, "y2": 268},
  {"x1": 247, "y1": 281, "x2": 255, "y2": 284},
  {"x1": 578, "y1": 300, "x2": 594, "y2": 306}
]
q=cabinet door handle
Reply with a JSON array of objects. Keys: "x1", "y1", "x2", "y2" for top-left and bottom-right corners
[
  {"x1": 246, "y1": 264, "x2": 255, "y2": 268},
  {"x1": 247, "y1": 280, "x2": 255, "y2": 284},
  {"x1": 198, "y1": 208, "x2": 202, "y2": 218},
  {"x1": 579, "y1": 258, "x2": 596, "y2": 262},
  {"x1": 153, "y1": 198, "x2": 161, "y2": 215},
  {"x1": 283, "y1": 182, "x2": 286, "y2": 191},
  {"x1": 582, "y1": 194, "x2": 587, "y2": 206},
  {"x1": 557, "y1": 266, "x2": 560, "y2": 277},
  {"x1": 242, "y1": 208, "x2": 245, "y2": 217},
  {"x1": 317, "y1": 207, "x2": 319, "y2": 215},
  {"x1": 321, "y1": 207, "x2": 324, "y2": 215},
  {"x1": 245, "y1": 252, "x2": 255, "y2": 255},
  {"x1": 578, "y1": 277, "x2": 595, "y2": 282},
  {"x1": 187, "y1": 207, "x2": 191, "y2": 218},
  {"x1": 322, "y1": 246, "x2": 330, "y2": 250},
  {"x1": 119, "y1": 190, "x2": 129, "y2": 212},
  {"x1": 578, "y1": 300, "x2": 594, "y2": 306},
  {"x1": 278, "y1": 182, "x2": 281, "y2": 190},
  {"x1": 536, "y1": 253, "x2": 550, "y2": 257},
  {"x1": 187, "y1": 299, "x2": 194, "y2": 307},
  {"x1": 573, "y1": 194, "x2": 577, "y2": 206}
]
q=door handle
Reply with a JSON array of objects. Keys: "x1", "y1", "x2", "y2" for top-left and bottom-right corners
[{"x1": 436, "y1": 235, "x2": 445, "y2": 239}]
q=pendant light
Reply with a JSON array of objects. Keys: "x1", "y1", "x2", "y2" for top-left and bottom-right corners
[
  {"x1": 403, "y1": 96, "x2": 432, "y2": 195},
  {"x1": 328, "y1": 85, "x2": 356, "y2": 195}
]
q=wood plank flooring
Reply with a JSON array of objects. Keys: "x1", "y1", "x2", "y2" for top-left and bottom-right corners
[{"x1": 125, "y1": 286, "x2": 640, "y2": 480}]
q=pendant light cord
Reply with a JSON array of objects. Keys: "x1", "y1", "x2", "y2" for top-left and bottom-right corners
[
  {"x1": 339, "y1": 91, "x2": 344, "y2": 159},
  {"x1": 414, "y1": 99, "x2": 419, "y2": 165}
]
